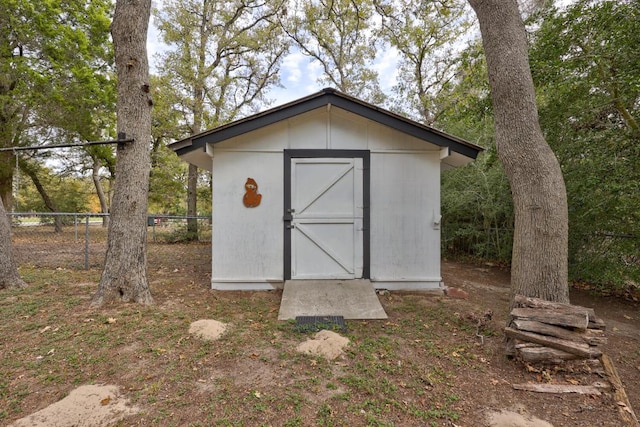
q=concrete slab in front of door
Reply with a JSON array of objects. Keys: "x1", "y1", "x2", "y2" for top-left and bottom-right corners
[{"x1": 278, "y1": 279, "x2": 388, "y2": 320}]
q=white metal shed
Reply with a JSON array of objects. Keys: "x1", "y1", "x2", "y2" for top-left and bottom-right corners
[{"x1": 170, "y1": 88, "x2": 482, "y2": 291}]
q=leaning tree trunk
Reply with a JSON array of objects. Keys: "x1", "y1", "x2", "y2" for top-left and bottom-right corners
[
  {"x1": 91, "y1": 0, "x2": 153, "y2": 307},
  {"x1": 186, "y1": 163, "x2": 198, "y2": 239},
  {"x1": 468, "y1": 0, "x2": 569, "y2": 305},
  {"x1": 0, "y1": 197, "x2": 26, "y2": 289},
  {"x1": 91, "y1": 155, "x2": 110, "y2": 228},
  {"x1": 21, "y1": 161, "x2": 63, "y2": 232}
]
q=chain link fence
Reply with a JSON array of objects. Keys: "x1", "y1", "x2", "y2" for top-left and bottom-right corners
[{"x1": 9, "y1": 212, "x2": 211, "y2": 270}]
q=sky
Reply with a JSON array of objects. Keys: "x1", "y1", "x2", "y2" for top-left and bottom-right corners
[
  {"x1": 265, "y1": 48, "x2": 401, "y2": 105},
  {"x1": 146, "y1": 2, "x2": 401, "y2": 108},
  {"x1": 146, "y1": 0, "x2": 576, "y2": 110},
  {"x1": 147, "y1": 17, "x2": 319, "y2": 106}
]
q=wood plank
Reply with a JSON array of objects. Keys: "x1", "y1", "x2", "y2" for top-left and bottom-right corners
[
  {"x1": 513, "y1": 319, "x2": 582, "y2": 341},
  {"x1": 513, "y1": 295, "x2": 606, "y2": 329},
  {"x1": 510, "y1": 307, "x2": 589, "y2": 330},
  {"x1": 600, "y1": 354, "x2": 640, "y2": 426},
  {"x1": 588, "y1": 316, "x2": 607, "y2": 330},
  {"x1": 584, "y1": 329, "x2": 608, "y2": 345},
  {"x1": 516, "y1": 345, "x2": 581, "y2": 363},
  {"x1": 504, "y1": 327, "x2": 601, "y2": 358},
  {"x1": 514, "y1": 294, "x2": 595, "y2": 315},
  {"x1": 514, "y1": 342, "x2": 541, "y2": 349},
  {"x1": 512, "y1": 319, "x2": 606, "y2": 346},
  {"x1": 512, "y1": 383, "x2": 602, "y2": 395}
]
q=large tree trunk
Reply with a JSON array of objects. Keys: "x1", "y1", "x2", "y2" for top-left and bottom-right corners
[
  {"x1": 0, "y1": 60, "x2": 17, "y2": 211},
  {"x1": 468, "y1": 0, "x2": 569, "y2": 304},
  {"x1": 0, "y1": 197, "x2": 26, "y2": 289},
  {"x1": 0, "y1": 152, "x2": 14, "y2": 211},
  {"x1": 91, "y1": 0, "x2": 153, "y2": 307}
]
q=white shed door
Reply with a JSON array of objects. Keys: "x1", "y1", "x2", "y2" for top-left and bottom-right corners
[{"x1": 290, "y1": 158, "x2": 363, "y2": 279}]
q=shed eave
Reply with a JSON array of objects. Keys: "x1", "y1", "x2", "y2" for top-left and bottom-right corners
[
  {"x1": 168, "y1": 88, "x2": 483, "y2": 162},
  {"x1": 169, "y1": 138, "x2": 194, "y2": 152},
  {"x1": 176, "y1": 146, "x2": 212, "y2": 172}
]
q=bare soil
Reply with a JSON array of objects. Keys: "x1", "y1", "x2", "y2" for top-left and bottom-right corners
[
  {"x1": 2, "y1": 236, "x2": 639, "y2": 426},
  {"x1": 8, "y1": 384, "x2": 139, "y2": 427}
]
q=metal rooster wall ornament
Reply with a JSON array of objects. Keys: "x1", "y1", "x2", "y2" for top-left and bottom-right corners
[{"x1": 243, "y1": 177, "x2": 262, "y2": 208}]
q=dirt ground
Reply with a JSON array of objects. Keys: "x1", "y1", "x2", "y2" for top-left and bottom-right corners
[
  {"x1": 3, "y1": 238, "x2": 640, "y2": 426},
  {"x1": 441, "y1": 261, "x2": 640, "y2": 426}
]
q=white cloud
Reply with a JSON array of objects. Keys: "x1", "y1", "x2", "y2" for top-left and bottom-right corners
[
  {"x1": 304, "y1": 59, "x2": 323, "y2": 88},
  {"x1": 281, "y1": 51, "x2": 306, "y2": 84},
  {"x1": 373, "y1": 46, "x2": 400, "y2": 92},
  {"x1": 267, "y1": 50, "x2": 324, "y2": 105}
]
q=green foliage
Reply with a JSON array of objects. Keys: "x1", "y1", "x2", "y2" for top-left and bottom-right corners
[
  {"x1": 281, "y1": 0, "x2": 385, "y2": 103},
  {"x1": 434, "y1": 41, "x2": 513, "y2": 263},
  {"x1": 529, "y1": 0, "x2": 640, "y2": 289},
  {"x1": 196, "y1": 171, "x2": 212, "y2": 216},
  {"x1": 6, "y1": 0, "x2": 114, "y2": 138},
  {"x1": 0, "y1": 0, "x2": 115, "y2": 208},
  {"x1": 434, "y1": 41, "x2": 493, "y2": 139},
  {"x1": 439, "y1": 1, "x2": 640, "y2": 291},
  {"x1": 148, "y1": 143, "x2": 189, "y2": 214},
  {"x1": 154, "y1": 0, "x2": 288, "y2": 129},
  {"x1": 15, "y1": 166, "x2": 93, "y2": 213},
  {"x1": 153, "y1": 0, "x2": 286, "y2": 226},
  {"x1": 162, "y1": 226, "x2": 201, "y2": 244},
  {"x1": 376, "y1": 0, "x2": 473, "y2": 123},
  {"x1": 441, "y1": 153, "x2": 513, "y2": 262}
]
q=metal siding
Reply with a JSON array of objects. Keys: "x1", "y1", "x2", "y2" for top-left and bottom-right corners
[
  {"x1": 369, "y1": 152, "x2": 441, "y2": 282},
  {"x1": 329, "y1": 110, "x2": 368, "y2": 150},
  {"x1": 211, "y1": 151, "x2": 283, "y2": 281},
  {"x1": 215, "y1": 121, "x2": 288, "y2": 151},
  {"x1": 208, "y1": 108, "x2": 441, "y2": 288},
  {"x1": 288, "y1": 110, "x2": 328, "y2": 149}
]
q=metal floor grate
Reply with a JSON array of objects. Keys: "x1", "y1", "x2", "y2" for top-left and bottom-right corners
[{"x1": 294, "y1": 315, "x2": 347, "y2": 333}]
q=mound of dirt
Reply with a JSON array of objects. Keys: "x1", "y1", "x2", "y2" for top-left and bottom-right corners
[
  {"x1": 8, "y1": 384, "x2": 138, "y2": 427},
  {"x1": 485, "y1": 408, "x2": 554, "y2": 427},
  {"x1": 296, "y1": 329, "x2": 350, "y2": 360},
  {"x1": 188, "y1": 319, "x2": 227, "y2": 341}
]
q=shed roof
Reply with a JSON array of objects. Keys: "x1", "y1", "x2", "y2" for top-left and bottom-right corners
[{"x1": 169, "y1": 88, "x2": 483, "y2": 161}]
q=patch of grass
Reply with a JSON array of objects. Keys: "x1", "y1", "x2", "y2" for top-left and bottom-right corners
[
  {"x1": 325, "y1": 381, "x2": 338, "y2": 390},
  {"x1": 316, "y1": 403, "x2": 335, "y2": 426},
  {"x1": 339, "y1": 374, "x2": 398, "y2": 397},
  {"x1": 284, "y1": 391, "x2": 307, "y2": 413},
  {"x1": 283, "y1": 415, "x2": 303, "y2": 427},
  {"x1": 334, "y1": 391, "x2": 352, "y2": 401},
  {"x1": 410, "y1": 405, "x2": 460, "y2": 423}
]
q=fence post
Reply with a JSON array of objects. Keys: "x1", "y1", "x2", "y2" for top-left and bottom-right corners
[
  {"x1": 74, "y1": 214, "x2": 78, "y2": 242},
  {"x1": 84, "y1": 215, "x2": 89, "y2": 270}
]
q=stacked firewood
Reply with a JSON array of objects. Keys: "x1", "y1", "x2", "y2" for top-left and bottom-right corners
[{"x1": 505, "y1": 295, "x2": 606, "y2": 364}]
